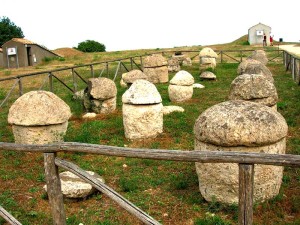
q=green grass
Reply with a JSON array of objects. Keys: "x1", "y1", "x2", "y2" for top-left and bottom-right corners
[{"x1": 0, "y1": 45, "x2": 299, "y2": 224}]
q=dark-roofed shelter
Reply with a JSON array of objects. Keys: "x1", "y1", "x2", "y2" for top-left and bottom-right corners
[{"x1": 1, "y1": 38, "x2": 59, "y2": 68}]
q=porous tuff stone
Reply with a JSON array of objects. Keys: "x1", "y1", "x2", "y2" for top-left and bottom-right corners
[
  {"x1": 143, "y1": 54, "x2": 168, "y2": 83},
  {"x1": 248, "y1": 50, "x2": 268, "y2": 65},
  {"x1": 44, "y1": 171, "x2": 105, "y2": 199},
  {"x1": 168, "y1": 85, "x2": 193, "y2": 102},
  {"x1": 228, "y1": 74, "x2": 278, "y2": 107},
  {"x1": 122, "y1": 70, "x2": 147, "y2": 84},
  {"x1": 193, "y1": 83, "x2": 205, "y2": 89},
  {"x1": 182, "y1": 57, "x2": 192, "y2": 66},
  {"x1": 171, "y1": 54, "x2": 186, "y2": 64},
  {"x1": 88, "y1": 77, "x2": 117, "y2": 100},
  {"x1": 194, "y1": 100, "x2": 288, "y2": 204},
  {"x1": 122, "y1": 80, "x2": 162, "y2": 105},
  {"x1": 168, "y1": 58, "x2": 180, "y2": 72},
  {"x1": 200, "y1": 71, "x2": 216, "y2": 80},
  {"x1": 122, "y1": 103, "x2": 163, "y2": 140},
  {"x1": 83, "y1": 94, "x2": 116, "y2": 114},
  {"x1": 199, "y1": 47, "x2": 218, "y2": 58},
  {"x1": 143, "y1": 66, "x2": 169, "y2": 84},
  {"x1": 8, "y1": 91, "x2": 71, "y2": 126},
  {"x1": 194, "y1": 100, "x2": 287, "y2": 147},
  {"x1": 12, "y1": 122, "x2": 68, "y2": 144},
  {"x1": 122, "y1": 80, "x2": 163, "y2": 139},
  {"x1": 169, "y1": 70, "x2": 194, "y2": 86},
  {"x1": 143, "y1": 54, "x2": 168, "y2": 68},
  {"x1": 237, "y1": 59, "x2": 274, "y2": 83},
  {"x1": 8, "y1": 91, "x2": 71, "y2": 144},
  {"x1": 168, "y1": 71, "x2": 194, "y2": 102},
  {"x1": 162, "y1": 106, "x2": 184, "y2": 115}
]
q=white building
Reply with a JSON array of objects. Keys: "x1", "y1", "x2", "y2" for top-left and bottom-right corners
[{"x1": 248, "y1": 23, "x2": 271, "y2": 46}]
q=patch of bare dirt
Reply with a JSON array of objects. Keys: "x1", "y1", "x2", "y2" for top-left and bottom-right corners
[{"x1": 53, "y1": 48, "x2": 84, "y2": 57}]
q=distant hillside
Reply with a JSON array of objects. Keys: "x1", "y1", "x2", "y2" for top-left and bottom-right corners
[
  {"x1": 53, "y1": 48, "x2": 84, "y2": 57},
  {"x1": 230, "y1": 35, "x2": 249, "y2": 45}
]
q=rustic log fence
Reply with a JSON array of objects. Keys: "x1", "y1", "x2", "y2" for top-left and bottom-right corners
[
  {"x1": 283, "y1": 51, "x2": 300, "y2": 84},
  {"x1": 0, "y1": 142, "x2": 299, "y2": 225},
  {"x1": 0, "y1": 49, "x2": 284, "y2": 109}
]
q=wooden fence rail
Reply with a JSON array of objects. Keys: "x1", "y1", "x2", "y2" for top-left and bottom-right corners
[
  {"x1": 283, "y1": 51, "x2": 300, "y2": 84},
  {"x1": 0, "y1": 49, "x2": 285, "y2": 109},
  {"x1": 0, "y1": 142, "x2": 299, "y2": 225}
]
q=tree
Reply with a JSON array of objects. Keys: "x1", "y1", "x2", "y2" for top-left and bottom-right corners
[
  {"x1": 76, "y1": 40, "x2": 106, "y2": 52},
  {"x1": 0, "y1": 16, "x2": 24, "y2": 46}
]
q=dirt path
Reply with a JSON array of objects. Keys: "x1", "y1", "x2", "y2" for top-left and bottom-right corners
[{"x1": 279, "y1": 44, "x2": 300, "y2": 57}]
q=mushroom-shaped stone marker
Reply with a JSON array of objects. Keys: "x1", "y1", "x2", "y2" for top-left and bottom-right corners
[
  {"x1": 237, "y1": 59, "x2": 274, "y2": 83},
  {"x1": 168, "y1": 70, "x2": 194, "y2": 102},
  {"x1": 229, "y1": 74, "x2": 278, "y2": 110},
  {"x1": 84, "y1": 77, "x2": 117, "y2": 114},
  {"x1": 199, "y1": 47, "x2": 218, "y2": 70},
  {"x1": 194, "y1": 100, "x2": 288, "y2": 204},
  {"x1": 143, "y1": 54, "x2": 168, "y2": 83},
  {"x1": 8, "y1": 91, "x2": 71, "y2": 144},
  {"x1": 122, "y1": 79, "x2": 163, "y2": 140},
  {"x1": 120, "y1": 69, "x2": 148, "y2": 88},
  {"x1": 248, "y1": 50, "x2": 268, "y2": 65}
]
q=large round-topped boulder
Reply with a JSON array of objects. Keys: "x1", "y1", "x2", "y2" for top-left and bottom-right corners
[
  {"x1": 8, "y1": 91, "x2": 71, "y2": 144},
  {"x1": 248, "y1": 50, "x2": 268, "y2": 65},
  {"x1": 84, "y1": 77, "x2": 117, "y2": 114},
  {"x1": 168, "y1": 70, "x2": 194, "y2": 102},
  {"x1": 194, "y1": 100, "x2": 288, "y2": 204},
  {"x1": 143, "y1": 54, "x2": 168, "y2": 83},
  {"x1": 120, "y1": 70, "x2": 148, "y2": 88},
  {"x1": 199, "y1": 47, "x2": 218, "y2": 70},
  {"x1": 229, "y1": 74, "x2": 278, "y2": 110},
  {"x1": 237, "y1": 59, "x2": 273, "y2": 82},
  {"x1": 122, "y1": 80, "x2": 163, "y2": 139}
]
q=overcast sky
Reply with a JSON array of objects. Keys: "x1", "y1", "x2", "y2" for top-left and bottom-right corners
[{"x1": 1, "y1": 0, "x2": 299, "y2": 51}]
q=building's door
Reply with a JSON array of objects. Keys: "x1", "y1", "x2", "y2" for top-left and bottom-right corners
[{"x1": 26, "y1": 47, "x2": 32, "y2": 66}]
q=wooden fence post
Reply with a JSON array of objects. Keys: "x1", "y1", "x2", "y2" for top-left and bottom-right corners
[
  {"x1": 130, "y1": 58, "x2": 133, "y2": 70},
  {"x1": 106, "y1": 62, "x2": 109, "y2": 76},
  {"x1": 49, "y1": 73, "x2": 53, "y2": 92},
  {"x1": 18, "y1": 78, "x2": 23, "y2": 96},
  {"x1": 240, "y1": 50, "x2": 243, "y2": 62},
  {"x1": 140, "y1": 56, "x2": 143, "y2": 71},
  {"x1": 72, "y1": 68, "x2": 77, "y2": 93},
  {"x1": 238, "y1": 164, "x2": 254, "y2": 225},
  {"x1": 90, "y1": 65, "x2": 94, "y2": 78},
  {"x1": 221, "y1": 51, "x2": 223, "y2": 63},
  {"x1": 44, "y1": 153, "x2": 66, "y2": 225}
]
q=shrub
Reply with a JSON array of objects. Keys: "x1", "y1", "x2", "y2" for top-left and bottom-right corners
[{"x1": 76, "y1": 40, "x2": 106, "y2": 52}]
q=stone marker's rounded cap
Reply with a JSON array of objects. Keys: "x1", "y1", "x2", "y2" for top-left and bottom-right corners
[
  {"x1": 229, "y1": 74, "x2": 278, "y2": 106},
  {"x1": 143, "y1": 54, "x2": 167, "y2": 68},
  {"x1": 199, "y1": 47, "x2": 218, "y2": 58},
  {"x1": 194, "y1": 100, "x2": 287, "y2": 147},
  {"x1": 122, "y1": 70, "x2": 147, "y2": 84},
  {"x1": 88, "y1": 77, "x2": 117, "y2": 100},
  {"x1": 122, "y1": 80, "x2": 162, "y2": 104},
  {"x1": 8, "y1": 91, "x2": 71, "y2": 126},
  {"x1": 170, "y1": 70, "x2": 194, "y2": 86}
]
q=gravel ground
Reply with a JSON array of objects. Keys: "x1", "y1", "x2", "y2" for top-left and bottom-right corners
[{"x1": 279, "y1": 44, "x2": 300, "y2": 57}]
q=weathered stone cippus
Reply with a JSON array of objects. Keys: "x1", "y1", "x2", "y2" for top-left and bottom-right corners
[
  {"x1": 248, "y1": 50, "x2": 268, "y2": 65},
  {"x1": 229, "y1": 73, "x2": 278, "y2": 110},
  {"x1": 120, "y1": 69, "x2": 148, "y2": 88},
  {"x1": 194, "y1": 100, "x2": 288, "y2": 204},
  {"x1": 199, "y1": 47, "x2": 218, "y2": 71},
  {"x1": 83, "y1": 77, "x2": 117, "y2": 114},
  {"x1": 8, "y1": 90, "x2": 71, "y2": 144},
  {"x1": 143, "y1": 54, "x2": 168, "y2": 83},
  {"x1": 122, "y1": 79, "x2": 163, "y2": 140},
  {"x1": 237, "y1": 58, "x2": 274, "y2": 83},
  {"x1": 168, "y1": 70, "x2": 194, "y2": 102},
  {"x1": 168, "y1": 58, "x2": 180, "y2": 72}
]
